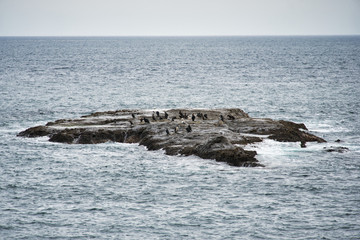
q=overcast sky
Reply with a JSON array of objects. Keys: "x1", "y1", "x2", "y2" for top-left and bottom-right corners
[{"x1": 0, "y1": 0, "x2": 359, "y2": 36}]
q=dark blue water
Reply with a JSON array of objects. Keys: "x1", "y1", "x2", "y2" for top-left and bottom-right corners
[{"x1": 1, "y1": 36, "x2": 359, "y2": 239}]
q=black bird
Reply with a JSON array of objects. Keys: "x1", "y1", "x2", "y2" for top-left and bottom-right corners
[
  {"x1": 156, "y1": 111, "x2": 160, "y2": 117},
  {"x1": 171, "y1": 116, "x2": 177, "y2": 121},
  {"x1": 203, "y1": 114, "x2": 208, "y2": 120},
  {"x1": 227, "y1": 114, "x2": 235, "y2": 120},
  {"x1": 166, "y1": 129, "x2": 170, "y2": 135},
  {"x1": 179, "y1": 111, "x2": 184, "y2": 119},
  {"x1": 129, "y1": 120, "x2": 133, "y2": 126},
  {"x1": 152, "y1": 114, "x2": 156, "y2": 121},
  {"x1": 191, "y1": 113, "x2": 195, "y2": 121},
  {"x1": 186, "y1": 125, "x2": 192, "y2": 133},
  {"x1": 131, "y1": 113, "x2": 136, "y2": 119},
  {"x1": 220, "y1": 115, "x2": 224, "y2": 121},
  {"x1": 164, "y1": 112, "x2": 168, "y2": 119},
  {"x1": 144, "y1": 118, "x2": 150, "y2": 124},
  {"x1": 197, "y1": 112, "x2": 203, "y2": 118}
]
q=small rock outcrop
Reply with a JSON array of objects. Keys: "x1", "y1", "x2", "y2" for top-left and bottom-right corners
[
  {"x1": 323, "y1": 146, "x2": 349, "y2": 153},
  {"x1": 18, "y1": 108, "x2": 326, "y2": 167},
  {"x1": 194, "y1": 136, "x2": 259, "y2": 167}
]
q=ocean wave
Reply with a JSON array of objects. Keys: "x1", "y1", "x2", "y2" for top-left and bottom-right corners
[{"x1": 53, "y1": 66, "x2": 71, "y2": 70}]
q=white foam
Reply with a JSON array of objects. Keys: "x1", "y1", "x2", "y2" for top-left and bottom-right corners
[
  {"x1": 241, "y1": 133, "x2": 270, "y2": 138},
  {"x1": 244, "y1": 139, "x2": 323, "y2": 168}
]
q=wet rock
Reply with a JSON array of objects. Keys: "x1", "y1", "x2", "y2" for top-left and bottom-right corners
[
  {"x1": 324, "y1": 146, "x2": 349, "y2": 153},
  {"x1": 267, "y1": 121, "x2": 325, "y2": 143},
  {"x1": 49, "y1": 131, "x2": 75, "y2": 143},
  {"x1": 17, "y1": 108, "x2": 326, "y2": 167},
  {"x1": 194, "y1": 136, "x2": 261, "y2": 167},
  {"x1": 17, "y1": 125, "x2": 53, "y2": 138}
]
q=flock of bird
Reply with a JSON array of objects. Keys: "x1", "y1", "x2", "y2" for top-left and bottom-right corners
[{"x1": 127, "y1": 110, "x2": 237, "y2": 136}]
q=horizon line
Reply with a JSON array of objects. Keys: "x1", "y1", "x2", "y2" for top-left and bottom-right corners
[{"x1": 1, "y1": 34, "x2": 359, "y2": 38}]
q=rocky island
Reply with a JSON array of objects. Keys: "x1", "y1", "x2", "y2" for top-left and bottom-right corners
[{"x1": 18, "y1": 108, "x2": 326, "y2": 167}]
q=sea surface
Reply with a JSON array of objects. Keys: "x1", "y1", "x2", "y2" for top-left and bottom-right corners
[{"x1": 0, "y1": 36, "x2": 359, "y2": 239}]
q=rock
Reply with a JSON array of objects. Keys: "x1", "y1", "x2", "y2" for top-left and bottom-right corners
[
  {"x1": 17, "y1": 108, "x2": 326, "y2": 167},
  {"x1": 17, "y1": 125, "x2": 53, "y2": 138},
  {"x1": 194, "y1": 136, "x2": 261, "y2": 167},
  {"x1": 323, "y1": 146, "x2": 349, "y2": 153},
  {"x1": 267, "y1": 120, "x2": 325, "y2": 143},
  {"x1": 49, "y1": 132, "x2": 75, "y2": 143}
]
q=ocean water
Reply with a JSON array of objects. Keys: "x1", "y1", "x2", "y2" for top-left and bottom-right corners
[{"x1": 0, "y1": 36, "x2": 359, "y2": 239}]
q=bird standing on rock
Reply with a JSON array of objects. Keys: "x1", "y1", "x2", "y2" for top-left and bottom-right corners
[
  {"x1": 166, "y1": 129, "x2": 170, "y2": 135},
  {"x1": 192, "y1": 113, "x2": 195, "y2": 121},
  {"x1": 144, "y1": 118, "x2": 150, "y2": 124},
  {"x1": 186, "y1": 125, "x2": 192, "y2": 133}
]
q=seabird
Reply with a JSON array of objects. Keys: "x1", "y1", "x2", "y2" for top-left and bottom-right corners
[
  {"x1": 129, "y1": 120, "x2": 133, "y2": 126},
  {"x1": 191, "y1": 113, "x2": 195, "y2": 121},
  {"x1": 144, "y1": 118, "x2": 150, "y2": 124},
  {"x1": 227, "y1": 114, "x2": 235, "y2": 120},
  {"x1": 156, "y1": 111, "x2": 160, "y2": 117},
  {"x1": 220, "y1": 115, "x2": 224, "y2": 121},
  {"x1": 164, "y1": 112, "x2": 168, "y2": 119},
  {"x1": 179, "y1": 111, "x2": 184, "y2": 119},
  {"x1": 166, "y1": 129, "x2": 170, "y2": 135},
  {"x1": 174, "y1": 126, "x2": 179, "y2": 133},
  {"x1": 131, "y1": 113, "x2": 136, "y2": 119},
  {"x1": 203, "y1": 114, "x2": 208, "y2": 120},
  {"x1": 186, "y1": 125, "x2": 192, "y2": 133},
  {"x1": 152, "y1": 113, "x2": 156, "y2": 121},
  {"x1": 171, "y1": 116, "x2": 177, "y2": 121}
]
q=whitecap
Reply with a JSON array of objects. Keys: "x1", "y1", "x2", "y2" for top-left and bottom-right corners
[{"x1": 244, "y1": 139, "x2": 323, "y2": 168}]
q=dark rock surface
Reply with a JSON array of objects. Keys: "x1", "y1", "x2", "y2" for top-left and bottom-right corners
[
  {"x1": 18, "y1": 108, "x2": 326, "y2": 167},
  {"x1": 323, "y1": 146, "x2": 349, "y2": 153}
]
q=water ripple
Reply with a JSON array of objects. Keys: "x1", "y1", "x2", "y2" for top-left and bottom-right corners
[{"x1": 0, "y1": 36, "x2": 359, "y2": 239}]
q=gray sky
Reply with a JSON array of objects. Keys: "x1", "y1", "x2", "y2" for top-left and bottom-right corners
[{"x1": 0, "y1": 0, "x2": 359, "y2": 36}]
